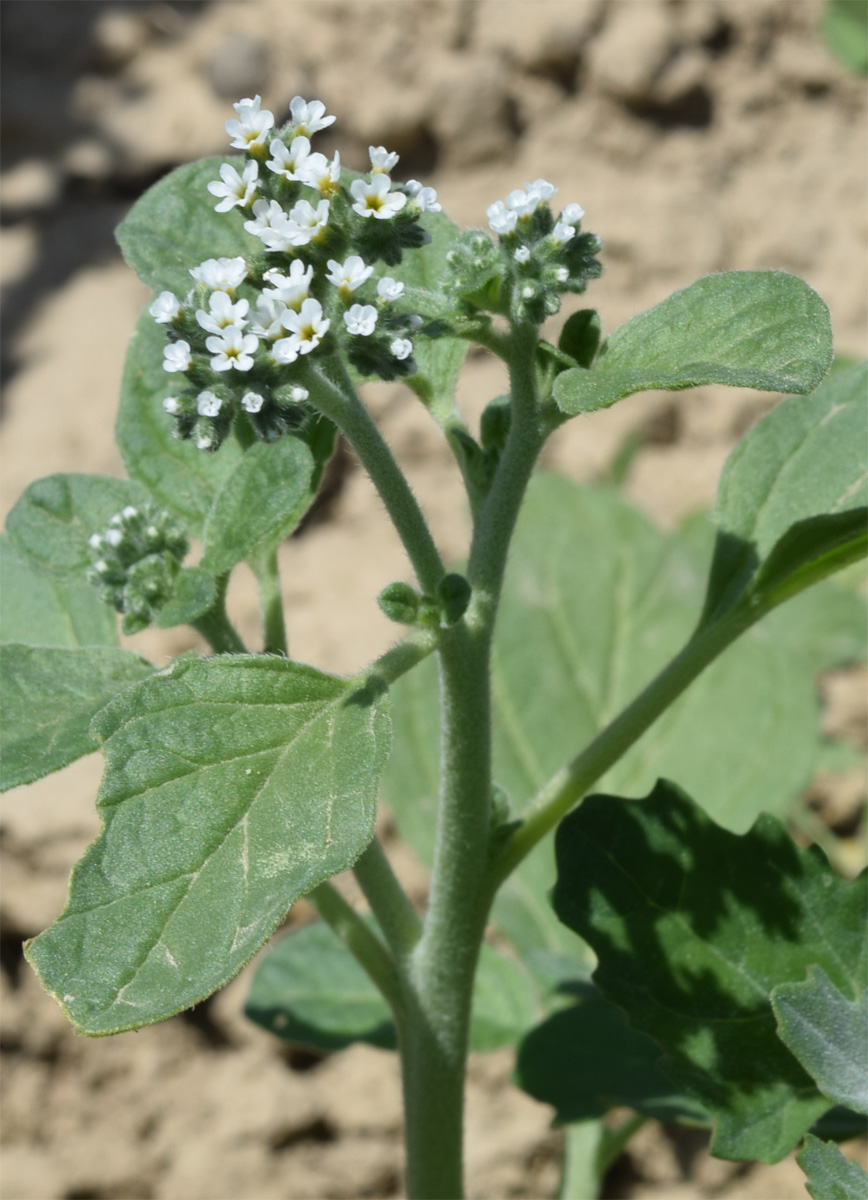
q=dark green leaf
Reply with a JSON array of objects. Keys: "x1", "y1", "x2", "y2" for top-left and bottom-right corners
[
  {"x1": 0, "y1": 644, "x2": 153, "y2": 791},
  {"x1": 155, "y1": 567, "x2": 217, "y2": 629},
  {"x1": 0, "y1": 535, "x2": 116, "y2": 648},
  {"x1": 6, "y1": 474, "x2": 151, "y2": 580},
  {"x1": 773, "y1": 967, "x2": 868, "y2": 1115},
  {"x1": 25, "y1": 656, "x2": 390, "y2": 1034},
  {"x1": 115, "y1": 157, "x2": 262, "y2": 297},
  {"x1": 117, "y1": 313, "x2": 243, "y2": 534},
  {"x1": 553, "y1": 272, "x2": 832, "y2": 415},
  {"x1": 703, "y1": 363, "x2": 867, "y2": 624},
  {"x1": 515, "y1": 981, "x2": 710, "y2": 1125},
  {"x1": 558, "y1": 310, "x2": 601, "y2": 369},
  {"x1": 798, "y1": 1135, "x2": 868, "y2": 1200},
  {"x1": 245, "y1": 921, "x2": 538, "y2": 1054},
  {"x1": 552, "y1": 781, "x2": 867, "y2": 1162},
  {"x1": 201, "y1": 437, "x2": 315, "y2": 575}
]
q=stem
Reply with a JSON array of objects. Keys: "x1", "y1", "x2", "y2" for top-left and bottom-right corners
[
  {"x1": 488, "y1": 608, "x2": 754, "y2": 889},
  {"x1": 353, "y1": 838, "x2": 421, "y2": 960},
  {"x1": 251, "y1": 547, "x2": 288, "y2": 656},
  {"x1": 307, "y1": 880, "x2": 403, "y2": 1015},
  {"x1": 192, "y1": 573, "x2": 246, "y2": 654},
  {"x1": 308, "y1": 362, "x2": 444, "y2": 594},
  {"x1": 559, "y1": 1120, "x2": 607, "y2": 1200}
]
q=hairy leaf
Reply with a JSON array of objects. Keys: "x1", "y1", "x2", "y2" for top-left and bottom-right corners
[
  {"x1": 552, "y1": 781, "x2": 867, "y2": 1162},
  {"x1": 202, "y1": 437, "x2": 315, "y2": 575},
  {"x1": 799, "y1": 1136, "x2": 868, "y2": 1200},
  {"x1": 115, "y1": 157, "x2": 262, "y2": 297},
  {"x1": 154, "y1": 567, "x2": 217, "y2": 629},
  {"x1": 0, "y1": 644, "x2": 153, "y2": 791},
  {"x1": 0, "y1": 534, "x2": 116, "y2": 648},
  {"x1": 553, "y1": 272, "x2": 832, "y2": 415},
  {"x1": 773, "y1": 967, "x2": 868, "y2": 1115},
  {"x1": 246, "y1": 922, "x2": 538, "y2": 1054},
  {"x1": 25, "y1": 656, "x2": 390, "y2": 1034}
]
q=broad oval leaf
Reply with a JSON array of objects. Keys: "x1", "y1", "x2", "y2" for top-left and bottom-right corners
[
  {"x1": 798, "y1": 1135, "x2": 868, "y2": 1200},
  {"x1": 703, "y1": 362, "x2": 868, "y2": 624},
  {"x1": 115, "y1": 157, "x2": 262, "y2": 297},
  {"x1": 6, "y1": 474, "x2": 151, "y2": 580},
  {"x1": 245, "y1": 921, "x2": 538, "y2": 1054},
  {"x1": 117, "y1": 313, "x2": 243, "y2": 534},
  {"x1": 24, "y1": 656, "x2": 390, "y2": 1034},
  {"x1": 0, "y1": 644, "x2": 153, "y2": 791},
  {"x1": 773, "y1": 967, "x2": 868, "y2": 1116},
  {"x1": 553, "y1": 271, "x2": 832, "y2": 415},
  {"x1": 0, "y1": 534, "x2": 116, "y2": 648},
  {"x1": 202, "y1": 437, "x2": 315, "y2": 575},
  {"x1": 552, "y1": 781, "x2": 868, "y2": 1163}
]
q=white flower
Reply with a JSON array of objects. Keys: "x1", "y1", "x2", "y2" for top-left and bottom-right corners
[
  {"x1": 350, "y1": 175, "x2": 407, "y2": 220},
  {"x1": 207, "y1": 160, "x2": 258, "y2": 212},
  {"x1": 525, "y1": 178, "x2": 557, "y2": 202},
  {"x1": 281, "y1": 297, "x2": 330, "y2": 354},
  {"x1": 265, "y1": 136, "x2": 311, "y2": 181},
  {"x1": 196, "y1": 291, "x2": 249, "y2": 335},
  {"x1": 88, "y1": 533, "x2": 103, "y2": 549},
  {"x1": 243, "y1": 198, "x2": 297, "y2": 251},
  {"x1": 249, "y1": 294, "x2": 287, "y2": 339},
  {"x1": 405, "y1": 179, "x2": 442, "y2": 212},
  {"x1": 241, "y1": 391, "x2": 265, "y2": 413},
  {"x1": 163, "y1": 340, "x2": 192, "y2": 372},
  {"x1": 514, "y1": 246, "x2": 531, "y2": 264},
  {"x1": 225, "y1": 95, "x2": 274, "y2": 151},
  {"x1": 162, "y1": 397, "x2": 180, "y2": 415},
  {"x1": 326, "y1": 255, "x2": 373, "y2": 296},
  {"x1": 105, "y1": 528, "x2": 123, "y2": 547},
  {"x1": 390, "y1": 337, "x2": 413, "y2": 360},
  {"x1": 196, "y1": 430, "x2": 215, "y2": 450},
  {"x1": 271, "y1": 338, "x2": 300, "y2": 365},
  {"x1": 196, "y1": 390, "x2": 223, "y2": 416},
  {"x1": 149, "y1": 291, "x2": 181, "y2": 324},
  {"x1": 377, "y1": 276, "x2": 405, "y2": 300},
  {"x1": 505, "y1": 187, "x2": 540, "y2": 219},
  {"x1": 551, "y1": 221, "x2": 576, "y2": 245},
  {"x1": 561, "y1": 202, "x2": 585, "y2": 224},
  {"x1": 369, "y1": 145, "x2": 399, "y2": 173},
  {"x1": 93, "y1": 559, "x2": 109, "y2": 574},
  {"x1": 298, "y1": 150, "x2": 341, "y2": 195},
  {"x1": 263, "y1": 260, "x2": 314, "y2": 310},
  {"x1": 189, "y1": 257, "x2": 248, "y2": 293},
  {"x1": 343, "y1": 304, "x2": 378, "y2": 336},
  {"x1": 288, "y1": 385, "x2": 309, "y2": 402},
  {"x1": 487, "y1": 200, "x2": 517, "y2": 236},
  {"x1": 122, "y1": 506, "x2": 138, "y2": 519},
  {"x1": 205, "y1": 327, "x2": 259, "y2": 371},
  {"x1": 285, "y1": 197, "x2": 330, "y2": 245},
  {"x1": 287, "y1": 96, "x2": 336, "y2": 137},
  {"x1": 555, "y1": 266, "x2": 569, "y2": 282}
]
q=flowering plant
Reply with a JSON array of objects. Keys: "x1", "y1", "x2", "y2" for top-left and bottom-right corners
[{"x1": 2, "y1": 94, "x2": 866, "y2": 1199}]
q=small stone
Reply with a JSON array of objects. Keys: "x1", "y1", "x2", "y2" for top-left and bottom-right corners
[
  {"x1": 0, "y1": 159, "x2": 61, "y2": 215},
  {"x1": 62, "y1": 139, "x2": 115, "y2": 182},
  {"x1": 92, "y1": 8, "x2": 151, "y2": 69}
]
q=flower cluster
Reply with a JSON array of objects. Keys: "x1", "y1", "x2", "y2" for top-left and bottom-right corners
[
  {"x1": 151, "y1": 96, "x2": 439, "y2": 450},
  {"x1": 444, "y1": 178, "x2": 601, "y2": 324},
  {"x1": 87, "y1": 505, "x2": 188, "y2": 634}
]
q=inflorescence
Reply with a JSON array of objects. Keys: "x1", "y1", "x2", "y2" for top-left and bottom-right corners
[
  {"x1": 151, "y1": 94, "x2": 600, "y2": 452},
  {"x1": 87, "y1": 505, "x2": 188, "y2": 634}
]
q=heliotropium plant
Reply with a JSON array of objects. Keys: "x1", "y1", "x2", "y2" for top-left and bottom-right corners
[{"x1": 1, "y1": 92, "x2": 866, "y2": 1200}]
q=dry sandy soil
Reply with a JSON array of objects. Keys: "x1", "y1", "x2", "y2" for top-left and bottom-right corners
[{"x1": 1, "y1": 2, "x2": 866, "y2": 1198}]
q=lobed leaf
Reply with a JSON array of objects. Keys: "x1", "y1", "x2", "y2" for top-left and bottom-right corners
[
  {"x1": 798, "y1": 1135, "x2": 868, "y2": 1200},
  {"x1": 773, "y1": 967, "x2": 868, "y2": 1115},
  {"x1": 24, "y1": 656, "x2": 390, "y2": 1034},
  {"x1": 552, "y1": 781, "x2": 867, "y2": 1162},
  {"x1": 0, "y1": 644, "x2": 153, "y2": 791},
  {"x1": 553, "y1": 271, "x2": 832, "y2": 416},
  {"x1": 0, "y1": 534, "x2": 116, "y2": 648}
]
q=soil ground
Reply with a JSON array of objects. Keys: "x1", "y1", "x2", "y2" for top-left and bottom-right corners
[{"x1": 1, "y1": 2, "x2": 866, "y2": 1198}]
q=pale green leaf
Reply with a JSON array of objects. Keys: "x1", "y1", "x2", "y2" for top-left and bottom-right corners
[
  {"x1": 154, "y1": 566, "x2": 217, "y2": 629},
  {"x1": 24, "y1": 656, "x2": 390, "y2": 1035},
  {"x1": 799, "y1": 1135, "x2": 868, "y2": 1200},
  {"x1": 0, "y1": 534, "x2": 116, "y2": 648},
  {"x1": 553, "y1": 272, "x2": 832, "y2": 415}
]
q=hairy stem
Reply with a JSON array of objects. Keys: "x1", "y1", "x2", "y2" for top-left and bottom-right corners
[
  {"x1": 192, "y1": 573, "x2": 246, "y2": 654},
  {"x1": 251, "y1": 547, "x2": 288, "y2": 656},
  {"x1": 353, "y1": 838, "x2": 422, "y2": 961},
  {"x1": 308, "y1": 880, "x2": 403, "y2": 1016}
]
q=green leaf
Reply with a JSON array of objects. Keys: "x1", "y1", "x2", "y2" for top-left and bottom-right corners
[
  {"x1": 24, "y1": 656, "x2": 390, "y2": 1035},
  {"x1": 0, "y1": 535, "x2": 116, "y2": 648},
  {"x1": 116, "y1": 313, "x2": 243, "y2": 534},
  {"x1": 515, "y1": 981, "x2": 710, "y2": 1125},
  {"x1": 154, "y1": 567, "x2": 217, "y2": 629},
  {"x1": 6, "y1": 474, "x2": 151, "y2": 580},
  {"x1": 773, "y1": 967, "x2": 868, "y2": 1115},
  {"x1": 553, "y1": 272, "x2": 832, "y2": 416},
  {"x1": 703, "y1": 363, "x2": 868, "y2": 624},
  {"x1": 0, "y1": 644, "x2": 153, "y2": 791},
  {"x1": 201, "y1": 437, "x2": 315, "y2": 575},
  {"x1": 798, "y1": 1135, "x2": 868, "y2": 1200},
  {"x1": 551, "y1": 781, "x2": 868, "y2": 1162},
  {"x1": 558, "y1": 310, "x2": 602, "y2": 369},
  {"x1": 822, "y1": 0, "x2": 868, "y2": 75},
  {"x1": 115, "y1": 157, "x2": 262, "y2": 297},
  {"x1": 245, "y1": 921, "x2": 538, "y2": 1054}
]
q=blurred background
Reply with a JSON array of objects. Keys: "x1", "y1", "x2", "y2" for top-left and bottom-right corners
[{"x1": 1, "y1": 2, "x2": 866, "y2": 1197}]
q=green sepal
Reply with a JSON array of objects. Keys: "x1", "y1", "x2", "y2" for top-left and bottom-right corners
[
  {"x1": 437, "y1": 573, "x2": 472, "y2": 625},
  {"x1": 558, "y1": 309, "x2": 601, "y2": 369}
]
